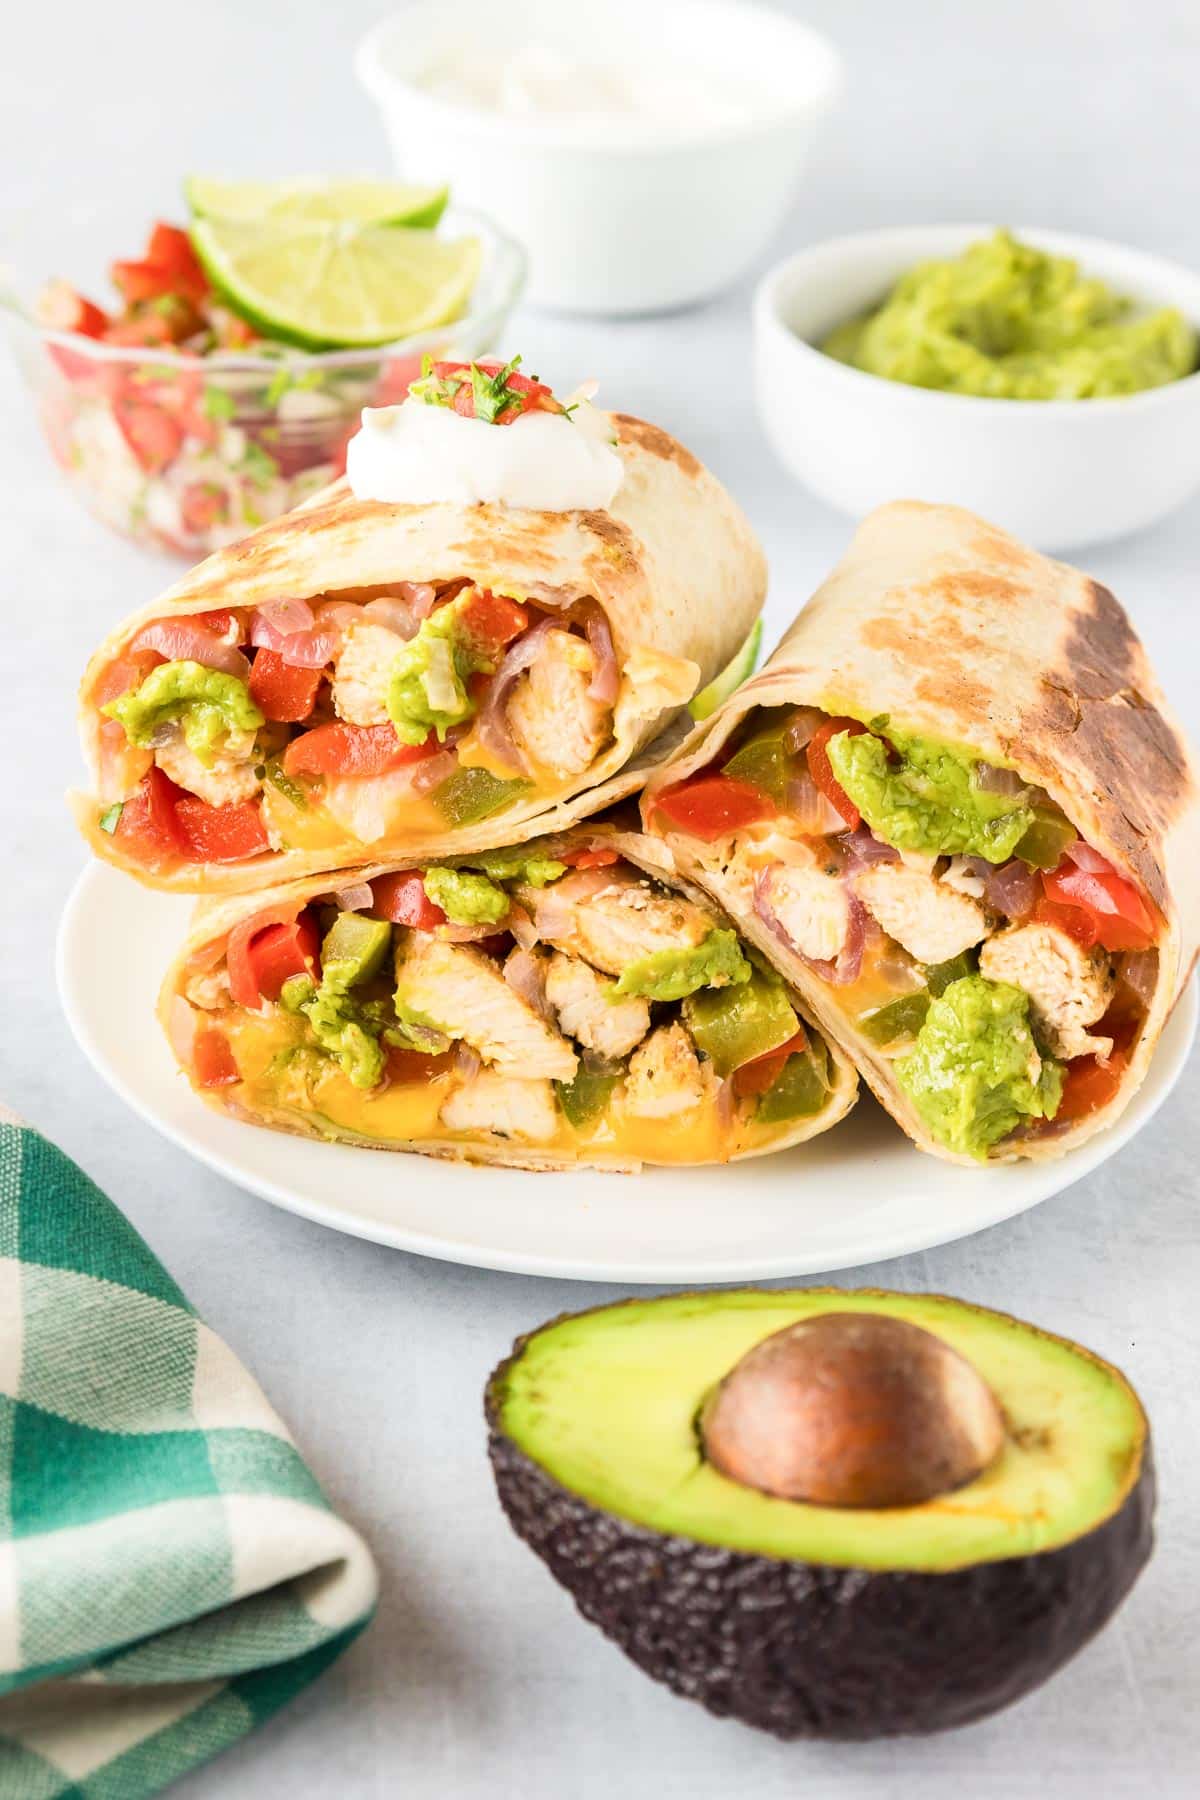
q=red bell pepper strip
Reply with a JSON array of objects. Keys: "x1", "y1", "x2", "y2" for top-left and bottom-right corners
[
  {"x1": 651, "y1": 774, "x2": 776, "y2": 842},
  {"x1": 370, "y1": 872, "x2": 447, "y2": 929},
  {"x1": 1055, "y1": 1047, "x2": 1130, "y2": 1123},
  {"x1": 112, "y1": 768, "x2": 186, "y2": 865},
  {"x1": 227, "y1": 907, "x2": 321, "y2": 1008},
  {"x1": 1041, "y1": 855, "x2": 1158, "y2": 953},
  {"x1": 561, "y1": 847, "x2": 621, "y2": 869},
  {"x1": 806, "y1": 717, "x2": 868, "y2": 829},
  {"x1": 283, "y1": 721, "x2": 436, "y2": 779}
]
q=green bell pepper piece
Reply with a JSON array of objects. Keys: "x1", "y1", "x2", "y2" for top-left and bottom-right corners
[
  {"x1": 859, "y1": 991, "x2": 931, "y2": 1046},
  {"x1": 925, "y1": 950, "x2": 978, "y2": 996},
  {"x1": 1014, "y1": 806, "x2": 1077, "y2": 870},
  {"x1": 432, "y1": 767, "x2": 531, "y2": 828},
  {"x1": 556, "y1": 1063, "x2": 623, "y2": 1130},
  {"x1": 683, "y1": 971, "x2": 799, "y2": 1079},
  {"x1": 756, "y1": 1048, "x2": 830, "y2": 1123},
  {"x1": 722, "y1": 718, "x2": 792, "y2": 805}
]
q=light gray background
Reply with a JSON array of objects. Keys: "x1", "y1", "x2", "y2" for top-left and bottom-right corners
[{"x1": 2, "y1": 2, "x2": 1199, "y2": 1794}]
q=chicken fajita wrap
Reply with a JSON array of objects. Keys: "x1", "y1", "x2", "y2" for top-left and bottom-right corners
[
  {"x1": 160, "y1": 823, "x2": 857, "y2": 1172},
  {"x1": 643, "y1": 501, "x2": 1200, "y2": 1165},
  {"x1": 74, "y1": 359, "x2": 765, "y2": 892}
]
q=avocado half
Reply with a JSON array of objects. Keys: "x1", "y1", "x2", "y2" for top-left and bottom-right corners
[{"x1": 485, "y1": 1289, "x2": 1153, "y2": 1739}]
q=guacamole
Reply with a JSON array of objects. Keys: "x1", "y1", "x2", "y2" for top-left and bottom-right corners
[
  {"x1": 827, "y1": 727, "x2": 1031, "y2": 861},
  {"x1": 821, "y1": 230, "x2": 1197, "y2": 400},
  {"x1": 279, "y1": 913, "x2": 394, "y2": 1090},
  {"x1": 104, "y1": 660, "x2": 263, "y2": 766},
  {"x1": 424, "y1": 866, "x2": 509, "y2": 926},
  {"x1": 896, "y1": 975, "x2": 1064, "y2": 1160},
  {"x1": 388, "y1": 591, "x2": 496, "y2": 745},
  {"x1": 612, "y1": 928, "x2": 751, "y2": 1004}
]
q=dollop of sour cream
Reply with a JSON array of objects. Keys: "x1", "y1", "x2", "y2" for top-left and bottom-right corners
[{"x1": 346, "y1": 395, "x2": 625, "y2": 512}]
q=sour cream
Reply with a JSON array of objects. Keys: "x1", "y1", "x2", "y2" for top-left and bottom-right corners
[
  {"x1": 346, "y1": 397, "x2": 625, "y2": 512},
  {"x1": 416, "y1": 41, "x2": 751, "y2": 136}
]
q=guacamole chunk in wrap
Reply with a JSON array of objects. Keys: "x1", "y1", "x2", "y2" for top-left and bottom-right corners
[
  {"x1": 160, "y1": 824, "x2": 857, "y2": 1173},
  {"x1": 74, "y1": 410, "x2": 765, "y2": 893},
  {"x1": 644, "y1": 501, "x2": 1200, "y2": 1165}
]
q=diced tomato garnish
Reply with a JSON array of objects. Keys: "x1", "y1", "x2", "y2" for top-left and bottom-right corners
[
  {"x1": 227, "y1": 906, "x2": 321, "y2": 1008},
  {"x1": 110, "y1": 260, "x2": 181, "y2": 307},
  {"x1": 37, "y1": 279, "x2": 109, "y2": 338},
  {"x1": 249, "y1": 649, "x2": 323, "y2": 723},
  {"x1": 732, "y1": 1029, "x2": 810, "y2": 1099},
  {"x1": 174, "y1": 797, "x2": 269, "y2": 863},
  {"x1": 1042, "y1": 853, "x2": 1158, "y2": 953},
  {"x1": 103, "y1": 311, "x2": 177, "y2": 349},
  {"x1": 283, "y1": 721, "x2": 436, "y2": 779},
  {"x1": 430, "y1": 359, "x2": 557, "y2": 424},
  {"x1": 458, "y1": 589, "x2": 530, "y2": 658},
  {"x1": 651, "y1": 774, "x2": 776, "y2": 842},
  {"x1": 384, "y1": 1045, "x2": 457, "y2": 1085},
  {"x1": 193, "y1": 1028, "x2": 240, "y2": 1088},
  {"x1": 806, "y1": 717, "x2": 868, "y2": 829},
  {"x1": 179, "y1": 484, "x2": 229, "y2": 536},
  {"x1": 112, "y1": 395, "x2": 184, "y2": 473},
  {"x1": 1055, "y1": 1047, "x2": 1130, "y2": 1124},
  {"x1": 562, "y1": 847, "x2": 621, "y2": 869},
  {"x1": 112, "y1": 767, "x2": 186, "y2": 865},
  {"x1": 145, "y1": 223, "x2": 210, "y2": 299},
  {"x1": 370, "y1": 872, "x2": 446, "y2": 929}
]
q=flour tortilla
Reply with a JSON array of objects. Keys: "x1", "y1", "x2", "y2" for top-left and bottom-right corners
[
  {"x1": 75, "y1": 411, "x2": 766, "y2": 894},
  {"x1": 159, "y1": 823, "x2": 858, "y2": 1173},
  {"x1": 642, "y1": 501, "x2": 1200, "y2": 1164}
]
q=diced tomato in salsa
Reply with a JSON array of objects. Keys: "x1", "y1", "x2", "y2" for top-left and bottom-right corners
[
  {"x1": 249, "y1": 649, "x2": 323, "y2": 723},
  {"x1": 112, "y1": 396, "x2": 184, "y2": 473},
  {"x1": 174, "y1": 797, "x2": 269, "y2": 863},
  {"x1": 193, "y1": 1028, "x2": 239, "y2": 1087},
  {"x1": 112, "y1": 768, "x2": 186, "y2": 865},
  {"x1": 37, "y1": 280, "x2": 109, "y2": 339},
  {"x1": 370, "y1": 872, "x2": 446, "y2": 929},
  {"x1": 283, "y1": 721, "x2": 436, "y2": 779},
  {"x1": 806, "y1": 717, "x2": 868, "y2": 829},
  {"x1": 651, "y1": 774, "x2": 776, "y2": 841},
  {"x1": 227, "y1": 906, "x2": 320, "y2": 1008}
]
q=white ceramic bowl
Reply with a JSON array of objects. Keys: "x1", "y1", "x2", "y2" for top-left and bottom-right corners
[
  {"x1": 356, "y1": 0, "x2": 842, "y2": 315},
  {"x1": 754, "y1": 225, "x2": 1200, "y2": 550}
]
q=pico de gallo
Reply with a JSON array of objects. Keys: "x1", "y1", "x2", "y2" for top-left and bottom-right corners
[
  {"x1": 166, "y1": 838, "x2": 847, "y2": 1167},
  {"x1": 648, "y1": 704, "x2": 1162, "y2": 1160},
  {"x1": 30, "y1": 220, "x2": 441, "y2": 556},
  {"x1": 86, "y1": 540, "x2": 626, "y2": 880}
]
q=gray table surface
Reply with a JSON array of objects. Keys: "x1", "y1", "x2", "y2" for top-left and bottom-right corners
[{"x1": 3, "y1": 1, "x2": 1199, "y2": 1794}]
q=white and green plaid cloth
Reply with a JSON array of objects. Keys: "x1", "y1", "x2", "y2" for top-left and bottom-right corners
[{"x1": 0, "y1": 1108, "x2": 378, "y2": 1798}]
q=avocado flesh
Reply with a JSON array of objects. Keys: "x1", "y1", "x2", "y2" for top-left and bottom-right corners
[
  {"x1": 487, "y1": 1288, "x2": 1153, "y2": 1739},
  {"x1": 493, "y1": 1289, "x2": 1144, "y2": 1573}
]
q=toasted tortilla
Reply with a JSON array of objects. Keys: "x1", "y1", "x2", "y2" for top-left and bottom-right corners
[
  {"x1": 642, "y1": 501, "x2": 1200, "y2": 1164},
  {"x1": 75, "y1": 411, "x2": 766, "y2": 893},
  {"x1": 159, "y1": 823, "x2": 858, "y2": 1173}
]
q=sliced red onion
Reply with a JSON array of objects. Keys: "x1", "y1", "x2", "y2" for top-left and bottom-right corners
[
  {"x1": 1119, "y1": 948, "x2": 1159, "y2": 1009},
  {"x1": 974, "y1": 761, "x2": 1029, "y2": 797},
  {"x1": 454, "y1": 1043, "x2": 482, "y2": 1083},
  {"x1": 409, "y1": 749, "x2": 458, "y2": 795},
  {"x1": 783, "y1": 707, "x2": 825, "y2": 755},
  {"x1": 313, "y1": 599, "x2": 363, "y2": 637},
  {"x1": 566, "y1": 598, "x2": 620, "y2": 705},
  {"x1": 254, "y1": 596, "x2": 314, "y2": 636},
  {"x1": 361, "y1": 594, "x2": 424, "y2": 640},
  {"x1": 786, "y1": 767, "x2": 845, "y2": 835},
  {"x1": 1063, "y1": 840, "x2": 1113, "y2": 875},
  {"x1": 129, "y1": 619, "x2": 249, "y2": 680},
  {"x1": 983, "y1": 858, "x2": 1039, "y2": 921},
  {"x1": 504, "y1": 947, "x2": 552, "y2": 1019},
  {"x1": 474, "y1": 613, "x2": 560, "y2": 769},
  {"x1": 753, "y1": 869, "x2": 866, "y2": 987},
  {"x1": 839, "y1": 824, "x2": 900, "y2": 868},
  {"x1": 334, "y1": 881, "x2": 375, "y2": 913},
  {"x1": 249, "y1": 612, "x2": 339, "y2": 669}
]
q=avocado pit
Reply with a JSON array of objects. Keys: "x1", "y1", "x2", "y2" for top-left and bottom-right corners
[{"x1": 699, "y1": 1311, "x2": 1006, "y2": 1508}]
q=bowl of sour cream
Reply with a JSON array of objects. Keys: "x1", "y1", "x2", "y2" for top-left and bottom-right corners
[{"x1": 356, "y1": 0, "x2": 842, "y2": 314}]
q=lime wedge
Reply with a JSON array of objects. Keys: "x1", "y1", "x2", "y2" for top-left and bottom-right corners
[
  {"x1": 186, "y1": 175, "x2": 449, "y2": 230},
  {"x1": 190, "y1": 217, "x2": 482, "y2": 350},
  {"x1": 690, "y1": 618, "x2": 764, "y2": 721}
]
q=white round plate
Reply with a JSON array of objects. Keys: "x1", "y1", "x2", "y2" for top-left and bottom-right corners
[{"x1": 58, "y1": 862, "x2": 1196, "y2": 1284}]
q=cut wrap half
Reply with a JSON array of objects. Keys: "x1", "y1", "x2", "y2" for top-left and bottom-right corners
[
  {"x1": 160, "y1": 823, "x2": 857, "y2": 1172},
  {"x1": 644, "y1": 501, "x2": 1200, "y2": 1165},
  {"x1": 74, "y1": 412, "x2": 765, "y2": 892}
]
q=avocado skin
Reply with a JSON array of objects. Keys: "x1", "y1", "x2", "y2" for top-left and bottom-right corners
[{"x1": 486, "y1": 1402, "x2": 1154, "y2": 1741}]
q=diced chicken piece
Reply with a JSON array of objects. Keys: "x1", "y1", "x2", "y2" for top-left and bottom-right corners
[
  {"x1": 545, "y1": 951, "x2": 651, "y2": 1060},
  {"x1": 184, "y1": 963, "x2": 231, "y2": 1011},
  {"x1": 332, "y1": 621, "x2": 404, "y2": 726},
  {"x1": 762, "y1": 864, "x2": 850, "y2": 963},
  {"x1": 980, "y1": 922, "x2": 1115, "y2": 1060},
  {"x1": 623, "y1": 1022, "x2": 710, "y2": 1119},
  {"x1": 855, "y1": 863, "x2": 989, "y2": 966},
  {"x1": 507, "y1": 629, "x2": 610, "y2": 779},
  {"x1": 155, "y1": 728, "x2": 260, "y2": 807},
  {"x1": 440, "y1": 1070, "x2": 559, "y2": 1143},
  {"x1": 518, "y1": 871, "x2": 712, "y2": 978},
  {"x1": 395, "y1": 935, "x2": 578, "y2": 1081}
]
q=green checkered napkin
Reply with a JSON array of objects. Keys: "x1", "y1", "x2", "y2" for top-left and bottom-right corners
[{"x1": 0, "y1": 1108, "x2": 378, "y2": 1798}]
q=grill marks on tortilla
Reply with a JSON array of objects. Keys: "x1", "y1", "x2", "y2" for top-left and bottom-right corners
[{"x1": 612, "y1": 414, "x2": 702, "y2": 478}]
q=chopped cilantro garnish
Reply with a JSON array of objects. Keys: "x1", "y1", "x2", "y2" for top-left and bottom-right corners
[{"x1": 98, "y1": 802, "x2": 123, "y2": 835}]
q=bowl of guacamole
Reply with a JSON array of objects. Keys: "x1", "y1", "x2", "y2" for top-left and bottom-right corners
[{"x1": 754, "y1": 223, "x2": 1200, "y2": 548}]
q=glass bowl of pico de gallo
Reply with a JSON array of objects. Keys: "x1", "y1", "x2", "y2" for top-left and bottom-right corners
[{"x1": 2, "y1": 202, "x2": 525, "y2": 558}]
